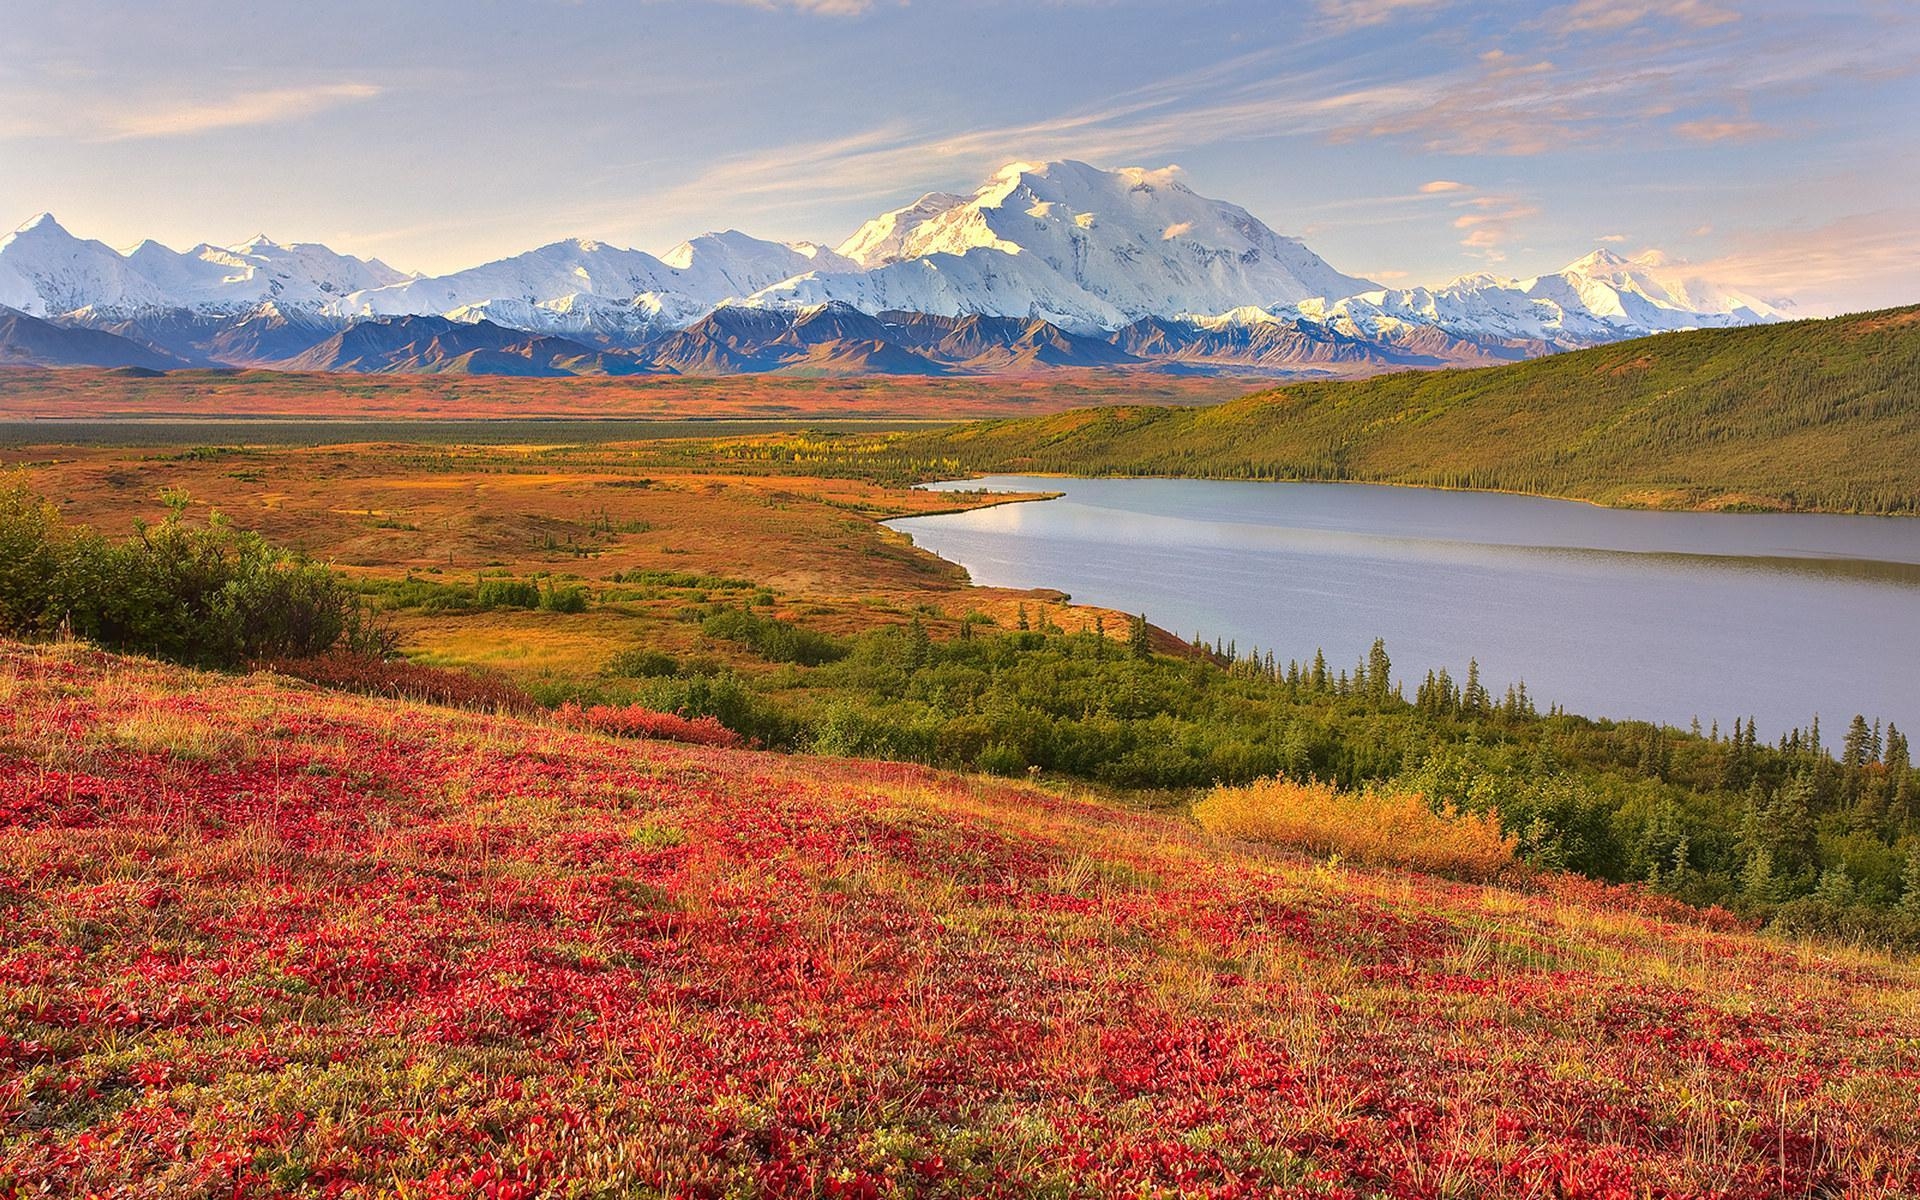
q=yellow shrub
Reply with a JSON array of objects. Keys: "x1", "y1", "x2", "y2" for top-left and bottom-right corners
[{"x1": 1194, "y1": 777, "x2": 1515, "y2": 881}]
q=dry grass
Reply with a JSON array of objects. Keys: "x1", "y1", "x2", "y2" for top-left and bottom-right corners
[
  {"x1": 1195, "y1": 775, "x2": 1518, "y2": 880},
  {"x1": 0, "y1": 366, "x2": 1262, "y2": 420},
  {"x1": 0, "y1": 439, "x2": 1209, "y2": 689}
]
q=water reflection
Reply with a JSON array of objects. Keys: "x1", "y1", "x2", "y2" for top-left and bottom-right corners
[{"x1": 891, "y1": 477, "x2": 1920, "y2": 735}]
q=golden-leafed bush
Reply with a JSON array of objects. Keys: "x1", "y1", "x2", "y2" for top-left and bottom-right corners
[{"x1": 1194, "y1": 776, "x2": 1516, "y2": 881}]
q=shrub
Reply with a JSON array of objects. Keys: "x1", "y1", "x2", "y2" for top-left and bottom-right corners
[
  {"x1": 475, "y1": 578, "x2": 541, "y2": 609},
  {"x1": 701, "y1": 607, "x2": 846, "y2": 666},
  {"x1": 976, "y1": 742, "x2": 1027, "y2": 777},
  {"x1": 264, "y1": 652, "x2": 538, "y2": 714},
  {"x1": 1536, "y1": 873, "x2": 1751, "y2": 933},
  {"x1": 604, "y1": 648, "x2": 681, "y2": 678},
  {"x1": 628, "y1": 672, "x2": 795, "y2": 747},
  {"x1": 539, "y1": 582, "x2": 589, "y2": 613},
  {"x1": 1194, "y1": 776, "x2": 1517, "y2": 881},
  {"x1": 0, "y1": 477, "x2": 66, "y2": 634},
  {"x1": 0, "y1": 475, "x2": 389, "y2": 669},
  {"x1": 555, "y1": 702, "x2": 743, "y2": 748}
]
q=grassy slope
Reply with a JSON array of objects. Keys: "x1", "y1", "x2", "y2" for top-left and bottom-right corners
[
  {"x1": 3, "y1": 641, "x2": 1917, "y2": 1196},
  {"x1": 896, "y1": 307, "x2": 1920, "y2": 514}
]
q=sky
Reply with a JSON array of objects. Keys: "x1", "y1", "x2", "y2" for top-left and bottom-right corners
[{"x1": 3, "y1": 0, "x2": 1917, "y2": 312}]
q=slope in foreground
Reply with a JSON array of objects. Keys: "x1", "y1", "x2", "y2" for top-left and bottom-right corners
[{"x1": 1, "y1": 642, "x2": 1916, "y2": 1197}]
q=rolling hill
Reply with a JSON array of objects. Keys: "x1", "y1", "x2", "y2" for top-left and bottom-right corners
[
  {"x1": 886, "y1": 305, "x2": 1920, "y2": 514},
  {"x1": 2, "y1": 640, "x2": 1916, "y2": 1195}
]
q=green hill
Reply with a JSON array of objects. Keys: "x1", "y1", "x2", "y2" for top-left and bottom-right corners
[{"x1": 893, "y1": 306, "x2": 1920, "y2": 514}]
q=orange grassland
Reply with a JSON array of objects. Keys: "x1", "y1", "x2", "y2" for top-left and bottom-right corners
[
  {"x1": 0, "y1": 434, "x2": 1171, "y2": 683},
  {"x1": 0, "y1": 366, "x2": 1264, "y2": 421}
]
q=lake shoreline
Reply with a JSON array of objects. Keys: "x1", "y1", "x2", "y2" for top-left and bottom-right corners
[
  {"x1": 914, "y1": 468, "x2": 1920, "y2": 521},
  {"x1": 888, "y1": 474, "x2": 1920, "y2": 735}
]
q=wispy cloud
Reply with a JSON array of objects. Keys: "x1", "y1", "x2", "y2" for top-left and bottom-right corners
[
  {"x1": 1673, "y1": 117, "x2": 1773, "y2": 142},
  {"x1": 1546, "y1": 0, "x2": 1740, "y2": 34},
  {"x1": 100, "y1": 83, "x2": 382, "y2": 141},
  {"x1": 726, "y1": 0, "x2": 877, "y2": 13},
  {"x1": 1451, "y1": 193, "x2": 1540, "y2": 260},
  {"x1": 1314, "y1": 0, "x2": 1451, "y2": 30},
  {"x1": 1420, "y1": 180, "x2": 1469, "y2": 194},
  {"x1": 1689, "y1": 209, "x2": 1920, "y2": 313}
]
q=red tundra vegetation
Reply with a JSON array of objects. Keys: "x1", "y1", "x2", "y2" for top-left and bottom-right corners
[
  {"x1": 1, "y1": 640, "x2": 1917, "y2": 1198},
  {"x1": 260, "y1": 653, "x2": 539, "y2": 716},
  {"x1": 554, "y1": 701, "x2": 744, "y2": 749}
]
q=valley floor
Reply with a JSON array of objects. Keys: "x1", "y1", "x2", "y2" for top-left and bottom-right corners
[
  {"x1": 2, "y1": 640, "x2": 1918, "y2": 1197},
  {"x1": 0, "y1": 367, "x2": 1262, "y2": 422},
  {"x1": 0, "y1": 435, "x2": 1146, "y2": 685}
]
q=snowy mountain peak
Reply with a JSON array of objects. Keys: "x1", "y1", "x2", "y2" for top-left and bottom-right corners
[
  {"x1": 836, "y1": 193, "x2": 969, "y2": 267},
  {"x1": 766, "y1": 159, "x2": 1379, "y2": 332},
  {"x1": 1568, "y1": 248, "x2": 1633, "y2": 271},
  {"x1": 1, "y1": 161, "x2": 1797, "y2": 366},
  {"x1": 14, "y1": 212, "x2": 64, "y2": 235},
  {"x1": 1553, "y1": 247, "x2": 1785, "y2": 322}
]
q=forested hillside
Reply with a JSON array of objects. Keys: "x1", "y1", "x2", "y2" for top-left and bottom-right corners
[{"x1": 878, "y1": 306, "x2": 1920, "y2": 514}]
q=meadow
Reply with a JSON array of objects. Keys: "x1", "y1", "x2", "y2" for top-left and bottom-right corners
[
  {"x1": 4, "y1": 424, "x2": 1917, "y2": 948},
  {"x1": 0, "y1": 366, "x2": 1259, "y2": 422},
  {"x1": 3, "y1": 640, "x2": 1919, "y2": 1197}
]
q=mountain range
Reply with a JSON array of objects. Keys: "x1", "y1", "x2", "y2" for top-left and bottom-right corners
[{"x1": 0, "y1": 160, "x2": 1791, "y2": 377}]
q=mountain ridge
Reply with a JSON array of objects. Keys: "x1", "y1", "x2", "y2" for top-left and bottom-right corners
[{"x1": 3, "y1": 160, "x2": 1801, "y2": 376}]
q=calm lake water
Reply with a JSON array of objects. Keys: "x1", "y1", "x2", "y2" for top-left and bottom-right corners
[{"x1": 888, "y1": 476, "x2": 1920, "y2": 736}]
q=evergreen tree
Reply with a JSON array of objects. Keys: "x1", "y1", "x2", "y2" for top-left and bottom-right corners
[
  {"x1": 1464, "y1": 659, "x2": 1488, "y2": 714},
  {"x1": 1741, "y1": 846, "x2": 1788, "y2": 906},
  {"x1": 1127, "y1": 613, "x2": 1152, "y2": 659},
  {"x1": 1842, "y1": 714, "x2": 1873, "y2": 769},
  {"x1": 1814, "y1": 865, "x2": 1857, "y2": 908},
  {"x1": 903, "y1": 615, "x2": 931, "y2": 671},
  {"x1": 1898, "y1": 851, "x2": 1920, "y2": 920},
  {"x1": 1366, "y1": 638, "x2": 1392, "y2": 704},
  {"x1": 1766, "y1": 772, "x2": 1820, "y2": 879}
]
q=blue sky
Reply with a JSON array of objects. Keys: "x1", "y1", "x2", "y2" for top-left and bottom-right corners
[{"x1": 4, "y1": 0, "x2": 1916, "y2": 311}]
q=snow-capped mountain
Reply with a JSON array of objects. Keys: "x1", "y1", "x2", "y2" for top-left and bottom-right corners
[
  {"x1": 0, "y1": 213, "x2": 406, "y2": 318},
  {"x1": 339, "y1": 229, "x2": 859, "y2": 342},
  {"x1": 750, "y1": 160, "x2": 1378, "y2": 332},
  {"x1": 1283, "y1": 249, "x2": 1787, "y2": 349},
  {"x1": 1, "y1": 162, "x2": 1795, "y2": 376}
]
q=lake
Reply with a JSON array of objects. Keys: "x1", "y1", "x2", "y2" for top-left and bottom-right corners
[{"x1": 887, "y1": 476, "x2": 1920, "y2": 737}]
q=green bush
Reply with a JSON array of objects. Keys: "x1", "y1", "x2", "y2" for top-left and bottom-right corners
[
  {"x1": 475, "y1": 578, "x2": 541, "y2": 609},
  {"x1": 701, "y1": 606, "x2": 846, "y2": 666},
  {"x1": 0, "y1": 475, "x2": 389, "y2": 668},
  {"x1": 605, "y1": 648, "x2": 681, "y2": 678},
  {"x1": 540, "y1": 582, "x2": 589, "y2": 613},
  {"x1": 976, "y1": 742, "x2": 1027, "y2": 777}
]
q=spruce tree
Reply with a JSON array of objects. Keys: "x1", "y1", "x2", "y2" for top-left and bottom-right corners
[
  {"x1": 1367, "y1": 639, "x2": 1392, "y2": 704},
  {"x1": 1127, "y1": 613, "x2": 1152, "y2": 659},
  {"x1": 1898, "y1": 850, "x2": 1920, "y2": 919},
  {"x1": 903, "y1": 615, "x2": 931, "y2": 671},
  {"x1": 1741, "y1": 846, "x2": 1785, "y2": 906},
  {"x1": 1842, "y1": 715, "x2": 1873, "y2": 769}
]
